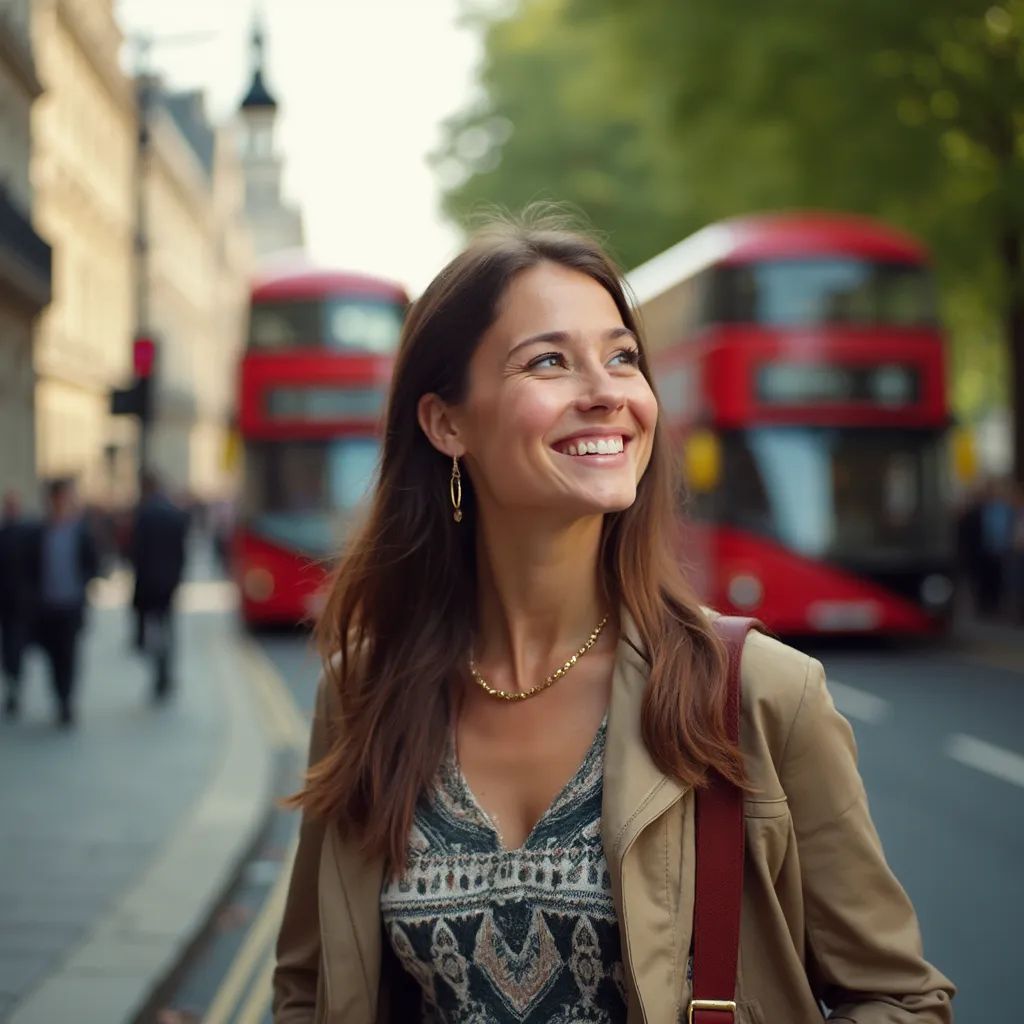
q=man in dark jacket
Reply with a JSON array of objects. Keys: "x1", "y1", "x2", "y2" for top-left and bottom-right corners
[
  {"x1": 0, "y1": 490, "x2": 35, "y2": 719},
  {"x1": 27, "y1": 478, "x2": 99, "y2": 728},
  {"x1": 131, "y1": 471, "x2": 188, "y2": 701}
]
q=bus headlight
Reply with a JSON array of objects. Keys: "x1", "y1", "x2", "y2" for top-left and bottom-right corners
[
  {"x1": 728, "y1": 573, "x2": 764, "y2": 610},
  {"x1": 920, "y1": 574, "x2": 954, "y2": 608},
  {"x1": 243, "y1": 567, "x2": 275, "y2": 602}
]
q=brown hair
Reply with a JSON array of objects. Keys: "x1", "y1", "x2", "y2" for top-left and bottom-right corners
[{"x1": 292, "y1": 211, "x2": 742, "y2": 872}]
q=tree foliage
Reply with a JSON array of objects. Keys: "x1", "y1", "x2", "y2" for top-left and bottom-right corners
[{"x1": 435, "y1": 0, "x2": 1024, "y2": 440}]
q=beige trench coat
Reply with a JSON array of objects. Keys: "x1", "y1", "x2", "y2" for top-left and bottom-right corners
[{"x1": 273, "y1": 622, "x2": 955, "y2": 1023}]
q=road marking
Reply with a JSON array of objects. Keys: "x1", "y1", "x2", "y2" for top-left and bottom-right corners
[
  {"x1": 826, "y1": 680, "x2": 891, "y2": 724},
  {"x1": 947, "y1": 734, "x2": 1024, "y2": 789},
  {"x1": 177, "y1": 579, "x2": 239, "y2": 613},
  {"x1": 242, "y1": 640, "x2": 309, "y2": 751},
  {"x1": 203, "y1": 837, "x2": 297, "y2": 1024},
  {"x1": 236, "y1": 948, "x2": 276, "y2": 1024}
]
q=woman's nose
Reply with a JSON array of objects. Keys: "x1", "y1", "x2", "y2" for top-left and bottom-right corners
[{"x1": 574, "y1": 364, "x2": 626, "y2": 412}]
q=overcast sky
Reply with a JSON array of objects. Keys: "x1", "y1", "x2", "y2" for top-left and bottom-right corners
[{"x1": 116, "y1": 0, "x2": 483, "y2": 293}]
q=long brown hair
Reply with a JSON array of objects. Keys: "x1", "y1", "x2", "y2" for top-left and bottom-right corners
[{"x1": 293, "y1": 211, "x2": 742, "y2": 872}]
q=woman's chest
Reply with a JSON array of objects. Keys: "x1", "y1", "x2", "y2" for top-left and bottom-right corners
[
  {"x1": 378, "y1": 723, "x2": 627, "y2": 1022},
  {"x1": 455, "y1": 679, "x2": 611, "y2": 850}
]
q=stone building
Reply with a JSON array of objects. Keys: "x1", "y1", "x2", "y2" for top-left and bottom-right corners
[
  {"x1": 29, "y1": 0, "x2": 136, "y2": 501},
  {"x1": 0, "y1": 0, "x2": 50, "y2": 503},
  {"x1": 142, "y1": 83, "x2": 252, "y2": 499}
]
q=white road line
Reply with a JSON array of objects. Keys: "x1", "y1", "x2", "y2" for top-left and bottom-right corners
[
  {"x1": 826, "y1": 680, "x2": 891, "y2": 724},
  {"x1": 946, "y1": 734, "x2": 1024, "y2": 790}
]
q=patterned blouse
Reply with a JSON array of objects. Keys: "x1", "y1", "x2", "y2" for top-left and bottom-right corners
[{"x1": 380, "y1": 719, "x2": 627, "y2": 1024}]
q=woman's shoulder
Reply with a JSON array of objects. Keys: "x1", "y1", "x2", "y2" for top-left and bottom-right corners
[
  {"x1": 735, "y1": 626, "x2": 823, "y2": 770},
  {"x1": 703, "y1": 610, "x2": 817, "y2": 714}
]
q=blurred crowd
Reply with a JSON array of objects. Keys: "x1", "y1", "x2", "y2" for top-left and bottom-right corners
[
  {"x1": 958, "y1": 478, "x2": 1024, "y2": 623},
  {"x1": 0, "y1": 473, "x2": 195, "y2": 729}
]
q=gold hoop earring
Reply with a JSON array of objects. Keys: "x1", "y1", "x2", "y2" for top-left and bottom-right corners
[{"x1": 449, "y1": 455, "x2": 463, "y2": 522}]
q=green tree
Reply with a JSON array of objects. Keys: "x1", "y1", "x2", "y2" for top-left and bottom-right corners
[{"x1": 438, "y1": 1, "x2": 1024, "y2": 468}]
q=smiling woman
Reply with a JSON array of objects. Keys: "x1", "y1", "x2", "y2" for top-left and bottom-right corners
[{"x1": 273, "y1": 210, "x2": 954, "y2": 1024}]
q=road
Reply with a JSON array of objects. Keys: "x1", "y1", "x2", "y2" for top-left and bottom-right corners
[{"x1": 150, "y1": 627, "x2": 1022, "y2": 1023}]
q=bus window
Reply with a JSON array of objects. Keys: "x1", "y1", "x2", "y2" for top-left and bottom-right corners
[
  {"x1": 325, "y1": 298, "x2": 405, "y2": 354},
  {"x1": 709, "y1": 260, "x2": 937, "y2": 328},
  {"x1": 720, "y1": 427, "x2": 950, "y2": 563},
  {"x1": 249, "y1": 297, "x2": 404, "y2": 353},
  {"x1": 242, "y1": 438, "x2": 381, "y2": 556}
]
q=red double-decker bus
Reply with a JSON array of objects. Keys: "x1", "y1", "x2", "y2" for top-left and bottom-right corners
[
  {"x1": 235, "y1": 264, "x2": 408, "y2": 625},
  {"x1": 630, "y1": 212, "x2": 955, "y2": 634}
]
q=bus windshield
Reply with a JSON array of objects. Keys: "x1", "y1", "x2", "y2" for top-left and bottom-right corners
[
  {"x1": 248, "y1": 295, "x2": 405, "y2": 353},
  {"x1": 242, "y1": 438, "x2": 380, "y2": 556},
  {"x1": 710, "y1": 259, "x2": 937, "y2": 327},
  {"x1": 718, "y1": 427, "x2": 951, "y2": 563}
]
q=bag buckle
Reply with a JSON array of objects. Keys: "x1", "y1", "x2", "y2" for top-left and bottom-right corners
[{"x1": 688, "y1": 998, "x2": 737, "y2": 1024}]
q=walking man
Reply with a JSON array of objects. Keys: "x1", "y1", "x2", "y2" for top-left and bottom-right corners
[
  {"x1": 131, "y1": 471, "x2": 188, "y2": 701},
  {"x1": 28, "y1": 478, "x2": 99, "y2": 727},
  {"x1": 0, "y1": 490, "x2": 34, "y2": 719}
]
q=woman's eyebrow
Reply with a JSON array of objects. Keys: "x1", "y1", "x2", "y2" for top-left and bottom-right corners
[{"x1": 506, "y1": 326, "x2": 636, "y2": 360}]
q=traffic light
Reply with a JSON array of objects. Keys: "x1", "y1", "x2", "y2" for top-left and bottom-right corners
[
  {"x1": 110, "y1": 336, "x2": 158, "y2": 421},
  {"x1": 132, "y1": 336, "x2": 156, "y2": 378}
]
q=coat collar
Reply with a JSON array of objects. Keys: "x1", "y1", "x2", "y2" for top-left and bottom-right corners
[{"x1": 601, "y1": 610, "x2": 690, "y2": 862}]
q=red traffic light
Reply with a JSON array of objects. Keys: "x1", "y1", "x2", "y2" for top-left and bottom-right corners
[{"x1": 133, "y1": 336, "x2": 157, "y2": 378}]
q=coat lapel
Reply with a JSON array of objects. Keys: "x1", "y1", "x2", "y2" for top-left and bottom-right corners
[
  {"x1": 602, "y1": 613, "x2": 695, "y2": 1023},
  {"x1": 322, "y1": 821, "x2": 385, "y2": 1022}
]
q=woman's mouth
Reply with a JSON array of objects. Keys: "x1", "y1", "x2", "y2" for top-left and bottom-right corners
[{"x1": 552, "y1": 435, "x2": 626, "y2": 457}]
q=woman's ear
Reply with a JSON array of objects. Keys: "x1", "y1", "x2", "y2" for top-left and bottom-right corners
[{"x1": 417, "y1": 393, "x2": 465, "y2": 458}]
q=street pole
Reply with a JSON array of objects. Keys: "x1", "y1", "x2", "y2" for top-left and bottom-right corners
[
  {"x1": 133, "y1": 60, "x2": 152, "y2": 486},
  {"x1": 128, "y1": 31, "x2": 215, "y2": 489}
]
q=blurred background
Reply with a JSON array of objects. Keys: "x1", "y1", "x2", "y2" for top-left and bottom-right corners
[{"x1": 0, "y1": 0, "x2": 1021, "y2": 1021}]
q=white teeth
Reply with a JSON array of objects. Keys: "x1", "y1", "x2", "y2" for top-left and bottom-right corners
[{"x1": 559, "y1": 436, "x2": 626, "y2": 455}]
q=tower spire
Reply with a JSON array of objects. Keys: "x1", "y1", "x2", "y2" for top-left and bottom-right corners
[{"x1": 240, "y1": 8, "x2": 276, "y2": 112}]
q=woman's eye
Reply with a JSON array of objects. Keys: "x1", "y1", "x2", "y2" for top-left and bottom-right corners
[
  {"x1": 610, "y1": 347, "x2": 641, "y2": 367},
  {"x1": 529, "y1": 352, "x2": 566, "y2": 370}
]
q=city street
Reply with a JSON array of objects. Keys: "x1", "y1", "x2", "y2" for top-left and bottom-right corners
[{"x1": 149, "y1": 619, "x2": 1022, "y2": 1024}]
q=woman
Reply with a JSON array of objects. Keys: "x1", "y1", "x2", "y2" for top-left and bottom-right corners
[{"x1": 273, "y1": 216, "x2": 954, "y2": 1023}]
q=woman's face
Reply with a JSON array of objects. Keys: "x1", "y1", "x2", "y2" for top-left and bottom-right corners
[{"x1": 447, "y1": 261, "x2": 658, "y2": 523}]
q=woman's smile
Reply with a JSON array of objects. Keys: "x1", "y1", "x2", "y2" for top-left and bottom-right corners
[{"x1": 552, "y1": 432, "x2": 629, "y2": 457}]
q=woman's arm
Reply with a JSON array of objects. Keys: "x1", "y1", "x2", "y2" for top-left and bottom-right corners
[
  {"x1": 782, "y1": 658, "x2": 955, "y2": 1022},
  {"x1": 272, "y1": 675, "x2": 332, "y2": 1023}
]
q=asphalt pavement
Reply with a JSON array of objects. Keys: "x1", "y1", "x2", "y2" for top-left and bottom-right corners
[{"x1": 807, "y1": 635, "x2": 1024, "y2": 1020}]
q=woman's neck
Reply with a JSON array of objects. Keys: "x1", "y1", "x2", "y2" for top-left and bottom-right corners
[{"x1": 472, "y1": 510, "x2": 608, "y2": 692}]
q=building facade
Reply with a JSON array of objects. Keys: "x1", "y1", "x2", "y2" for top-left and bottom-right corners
[
  {"x1": 142, "y1": 84, "x2": 252, "y2": 500},
  {"x1": 30, "y1": 0, "x2": 136, "y2": 502},
  {"x1": 0, "y1": 0, "x2": 50, "y2": 503},
  {"x1": 237, "y1": 21, "x2": 304, "y2": 259}
]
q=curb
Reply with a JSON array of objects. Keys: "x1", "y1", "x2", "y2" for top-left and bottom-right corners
[{"x1": 9, "y1": 626, "x2": 275, "y2": 1024}]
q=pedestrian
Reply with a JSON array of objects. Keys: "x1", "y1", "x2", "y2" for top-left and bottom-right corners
[
  {"x1": 272, "y1": 217, "x2": 954, "y2": 1022},
  {"x1": 956, "y1": 483, "x2": 985, "y2": 612},
  {"x1": 130, "y1": 470, "x2": 189, "y2": 701},
  {"x1": 1007, "y1": 484, "x2": 1024, "y2": 621},
  {"x1": 977, "y1": 477, "x2": 1015, "y2": 616},
  {"x1": 27, "y1": 478, "x2": 99, "y2": 728},
  {"x1": 0, "y1": 490, "x2": 35, "y2": 719}
]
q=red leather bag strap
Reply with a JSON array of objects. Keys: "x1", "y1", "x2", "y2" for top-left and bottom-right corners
[{"x1": 690, "y1": 616, "x2": 759, "y2": 1024}]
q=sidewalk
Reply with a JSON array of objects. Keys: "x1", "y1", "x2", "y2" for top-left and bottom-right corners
[{"x1": 0, "y1": 557, "x2": 273, "y2": 1023}]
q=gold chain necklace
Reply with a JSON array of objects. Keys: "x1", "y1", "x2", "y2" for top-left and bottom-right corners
[{"x1": 469, "y1": 614, "x2": 609, "y2": 703}]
